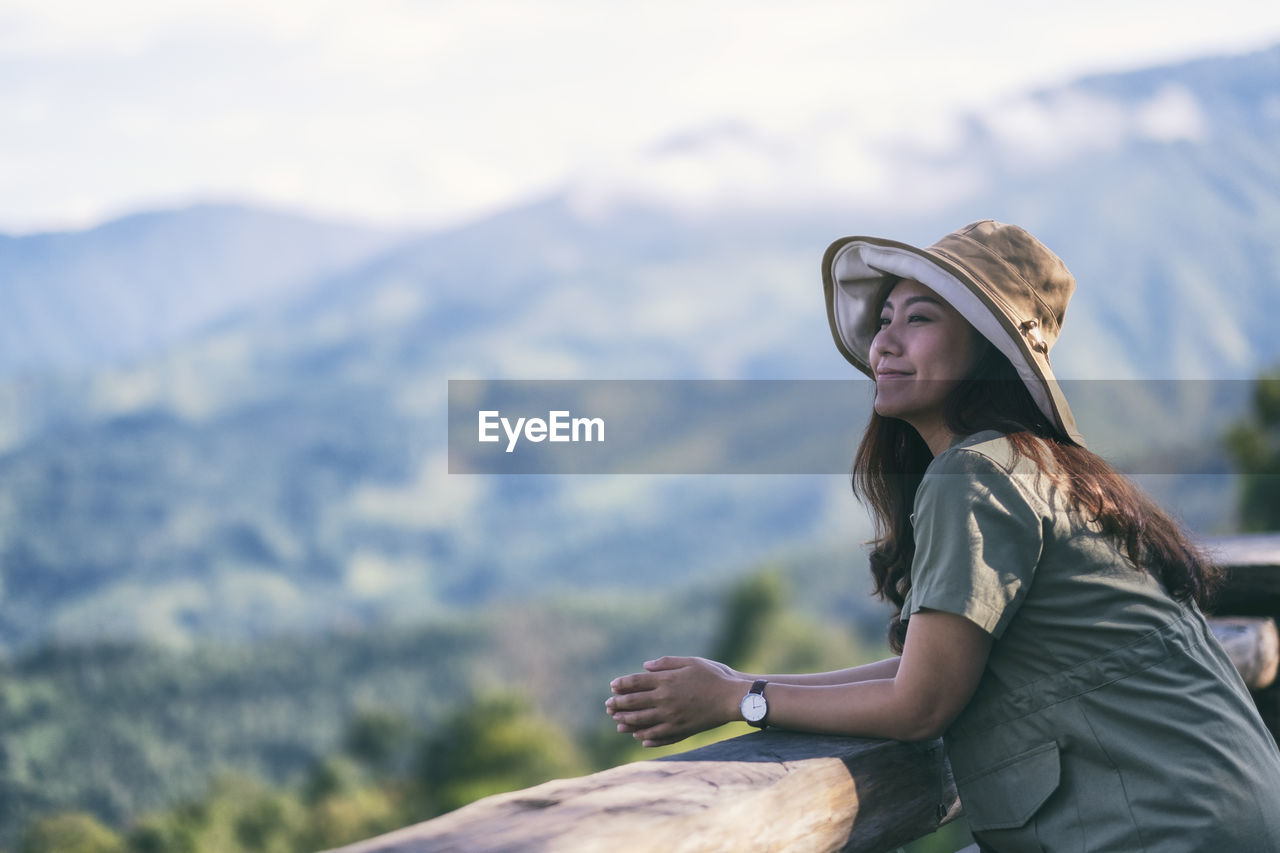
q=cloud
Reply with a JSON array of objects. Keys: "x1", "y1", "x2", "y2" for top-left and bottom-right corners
[
  {"x1": 980, "y1": 91, "x2": 1130, "y2": 165},
  {"x1": 976, "y1": 84, "x2": 1208, "y2": 169},
  {"x1": 1134, "y1": 85, "x2": 1208, "y2": 142},
  {"x1": 0, "y1": 1, "x2": 1275, "y2": 231},
  {"x1": 567, "y1": 112, "x2": 986, "y2": 218}
]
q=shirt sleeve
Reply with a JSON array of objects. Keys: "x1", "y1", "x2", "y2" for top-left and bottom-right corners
[{"x1": 905, "y1": 447, "x2": 1045, "y2": 638}]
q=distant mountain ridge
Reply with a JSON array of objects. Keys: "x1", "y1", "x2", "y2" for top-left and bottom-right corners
[
  {"x1": 0, "y1": 44, "x2": 1278, "y2": 651},
  {"x1": 0, "y1": 203, "x2": 405, "y2": 377}
]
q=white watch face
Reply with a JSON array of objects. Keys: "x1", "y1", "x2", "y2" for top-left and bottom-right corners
[{"x1": 741, "y1": 692, "x2": 767, "y2": 723}]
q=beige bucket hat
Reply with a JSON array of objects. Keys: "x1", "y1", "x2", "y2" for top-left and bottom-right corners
[{"x1": 821, "y1": 219, "x2": 1085, "y2": 445}]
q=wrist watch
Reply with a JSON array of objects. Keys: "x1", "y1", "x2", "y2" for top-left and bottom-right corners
[{"x1": 740, "y1": 679, "x2": 769, "y2": 728}]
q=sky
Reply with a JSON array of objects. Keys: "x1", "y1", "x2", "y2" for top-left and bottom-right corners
[{"x1": 3, "y1": 0, "x2": 1280, "y2": 234}]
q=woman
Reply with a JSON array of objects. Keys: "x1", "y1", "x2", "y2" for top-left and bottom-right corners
[{"x1": 606, "y1": 220, "x2": 1280, "y2": 850}]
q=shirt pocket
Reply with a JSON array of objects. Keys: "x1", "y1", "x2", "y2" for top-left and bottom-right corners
[{"x1": 958, "y1": 740, "x2": 1061, "y2": 844}]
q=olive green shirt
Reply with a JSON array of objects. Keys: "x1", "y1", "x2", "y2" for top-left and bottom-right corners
[{"x1": 902, "y1": 431, "x2": 1280, "y2": 852}]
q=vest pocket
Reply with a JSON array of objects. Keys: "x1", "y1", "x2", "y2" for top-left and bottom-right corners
[{"x1": 959, "y1": 740, "x2": 1061, "y2": 832}]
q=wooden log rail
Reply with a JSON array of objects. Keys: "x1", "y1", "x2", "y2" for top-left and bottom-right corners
[
  {"x1": 335, "y1": 730, "x2": 960, "y2": 853},
  {"x1": 1209, "y1": 617, "x2": 1278, "y2": 690},
  {"x1": 335, "y1": 534, "x2": 1280, "y2": 853},
  {"x1": 1211, "y1": 532, "x2": 1280, "y2": 739}
]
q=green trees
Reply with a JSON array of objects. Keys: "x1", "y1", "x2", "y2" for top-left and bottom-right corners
[
  {"x1": 343, "y1": 709, "x2": 417, "y2": 777},
  {"x1": 14, "y1": 691, "x2": 593, "y2": 853},
  {"x1": 8, "y1": 562, "x2": 879, "y2": 850},
  {"x1": 708, "y1": 569, "x2": 786, "y2": 669},
  {"x1": 126, "y1": 776, "x2": 305, "y2": 853},
  {"x1": 711, "y1": 568, "x2": 866, "y2": 678},
  {"x1": 19, "y1": 813, "x2": 125, "y2": 853},
  {"x1": 1226, "y1": 366, "x2": 1280, "y2": 531},
  {"x1": 418, "y1": 692, "x2": 588, "y2": 814}
]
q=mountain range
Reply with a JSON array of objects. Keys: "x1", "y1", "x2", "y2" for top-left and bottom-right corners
[{"x1": 1, "y1": 43, "x2": 1278, "y2": 651}]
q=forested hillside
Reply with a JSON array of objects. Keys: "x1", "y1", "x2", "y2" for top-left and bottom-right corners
[{"x1": 0, "y1": 562, "x2": 889, "y2": 850}]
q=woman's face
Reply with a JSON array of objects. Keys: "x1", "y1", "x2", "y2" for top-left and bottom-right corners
[{"x1": 870, "y1": 278, "x2": 981, "y2": 438}]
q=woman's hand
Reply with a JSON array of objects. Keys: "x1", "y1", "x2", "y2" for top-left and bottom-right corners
[{"x1": 606, "y1": 656, "x2": 746, "y2": 748}]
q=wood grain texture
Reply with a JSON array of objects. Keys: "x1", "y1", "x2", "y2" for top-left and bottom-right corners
[
  {"x1": 1208, "y1": 616, "x2": 1279, "y2": 690},
  {"x1": 331, "y1": 730, "x2": 957, "y2": 853}
]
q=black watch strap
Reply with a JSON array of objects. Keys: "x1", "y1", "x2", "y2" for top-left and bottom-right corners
[{"x1": 749, "y1": 679, "x2": 768, "y2": 728}]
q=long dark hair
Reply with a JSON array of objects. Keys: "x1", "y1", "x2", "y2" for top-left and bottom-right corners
[{"x1": 853, "y1": 341, "x2": 1221, "y2": 653}]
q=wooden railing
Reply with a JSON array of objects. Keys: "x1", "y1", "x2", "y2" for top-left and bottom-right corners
[
  {"x1": 334, "y1": 730, "x2": 960, "y2": 853},
  {"x1": 335, "y1": 534, "x2": 1280, "y2": 853},
  {"x1": 1210, "y1": 532, "x2": 1280, "y2": 738}
]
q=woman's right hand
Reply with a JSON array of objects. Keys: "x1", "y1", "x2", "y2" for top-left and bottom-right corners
[{"x1": 605, "y1": 656, "x2": 747, "y2": 747}]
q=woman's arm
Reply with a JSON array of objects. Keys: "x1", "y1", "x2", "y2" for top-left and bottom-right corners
[
  {"x1": 638, "y1": 654, "x2": 902, "y2": 691},
  {"x1": 744, "y1": 656, "x2": 901, "y2": 686},
  {"x1": 606, "y1": 610, "x2": 990, "y2": 747}
]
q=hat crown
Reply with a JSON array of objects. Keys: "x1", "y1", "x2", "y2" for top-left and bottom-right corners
[{"x1": 927, "y1": 220, "x2": 1075, "y2": 352}]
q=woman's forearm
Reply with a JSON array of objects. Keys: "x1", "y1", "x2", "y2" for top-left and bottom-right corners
[
  {"x1": 609, "y1": 614, "x2": 990, "y2": 747},
  {"x1": 734, "y1": 677, "x2": 939, "y2": 742},
  {"x1": 743, "y1": 656, "x2": 901, "y2": 686},
  {"x1": 610, "y1": 658, "x2": 933, "y2": 745}
]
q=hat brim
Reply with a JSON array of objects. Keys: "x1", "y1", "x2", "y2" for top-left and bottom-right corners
[{"x1": 822, "y1": 234, "x2": 1084, "y2": 445}]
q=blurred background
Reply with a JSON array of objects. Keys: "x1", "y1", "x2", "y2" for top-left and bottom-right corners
[{"x1": 3, "y1": 2, "x2": 1280, "y2": 850}]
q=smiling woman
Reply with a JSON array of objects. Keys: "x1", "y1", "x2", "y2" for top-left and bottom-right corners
[
  {"x1": 870, "y1": 279, "x2": 983, "y2": 455},
  {"x1": 607, "y1": 220, "x2": 1280, "y2": 852}
]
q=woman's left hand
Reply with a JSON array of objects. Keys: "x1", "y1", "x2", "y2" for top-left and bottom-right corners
[{"x1": 606, "y1": 656, "x2": 745, "y2": 748}]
